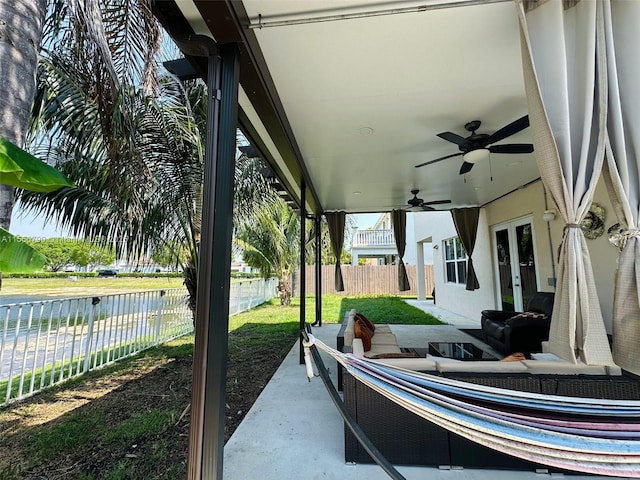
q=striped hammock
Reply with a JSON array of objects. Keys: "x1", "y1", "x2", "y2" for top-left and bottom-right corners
[{"x1": 302, "y1": 334, "x2": 640, "y2": 478}]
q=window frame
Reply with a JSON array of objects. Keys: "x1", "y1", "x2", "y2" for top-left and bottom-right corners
[{"x1": 443, "y1": 236, "x2": 468, "y2": 285}]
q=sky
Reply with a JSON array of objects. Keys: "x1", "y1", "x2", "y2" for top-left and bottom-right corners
[
  {"x1": 10, "y1": 209, "x2": 382, "y2": 240},
  {"x1": 10, "y1": 208, "x2": 66, "y2": 239}
]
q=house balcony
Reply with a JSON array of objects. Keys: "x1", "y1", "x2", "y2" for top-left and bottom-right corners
[
  {"x1": 351, "y1": 229, "x2": 397, "y2": 266},
  {"x1": 352, "y1": 229, "x2": 395, "y2": 247}
]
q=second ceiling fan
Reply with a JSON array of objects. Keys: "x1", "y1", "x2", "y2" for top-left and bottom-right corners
[
  {"x1": 405, "y1": 189, "x2": 451, "y2": 211},
  {"x1": 415, "y1": 115, "x2": 534, "y2": 174}
]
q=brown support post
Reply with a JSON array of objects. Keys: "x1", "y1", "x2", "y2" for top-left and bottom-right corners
[
  {"x1": 299, "y1": 180, "x2": 306, "y2": 364},
  {"x1": 313, "y1": 215, "x2": 322, "y2": 326},
  {"x1": 188, "y1": 42, "x2": 240, "y2": 480}
]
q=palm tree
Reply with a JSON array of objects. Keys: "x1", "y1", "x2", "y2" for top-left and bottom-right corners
[
  {"x1": 19, "y1": 2, "x2": 274, "y2": 311},
  {"x1": 0, "y1": 0, "x2": 47, "y2": 277},
  {"x1": 235, "y1": 198, "x2": 300, "y2": 305}
]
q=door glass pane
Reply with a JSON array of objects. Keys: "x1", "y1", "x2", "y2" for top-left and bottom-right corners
[
  {"x1": 495, "y1": 228, "x2": 514, "y2": 311},
  {"x1": 516, "y1": 223, "x2": 536, "y2": 307}
]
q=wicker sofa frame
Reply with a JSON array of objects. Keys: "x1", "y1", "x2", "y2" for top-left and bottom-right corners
[
  {"x1": 336, "y1": 312, "x2": 640, "y2": 471},
  {"x1": 341, "y1": 367, "x2": 640, "y2": 471}
]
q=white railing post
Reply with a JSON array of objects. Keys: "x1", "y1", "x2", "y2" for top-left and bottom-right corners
[
  {"x1": 83, "y1": 297, "x2": 100, "y2": 373},
  {"x1": 155, "y1": 290, "x2": 165, "y2": 344}
]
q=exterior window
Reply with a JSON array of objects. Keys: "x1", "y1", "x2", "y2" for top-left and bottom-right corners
[{"x1": 444, "y1": 237, "x2": 467, "y2": 284}]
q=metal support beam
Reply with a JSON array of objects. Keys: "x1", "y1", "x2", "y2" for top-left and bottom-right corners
[
  {"x1": 313, "y1": 215, "x2": 322, "y2": 326},
  {"x1": 188, "y1": 42, "x2": 240, "y2": 480},
  {"x1": 299, "y1": 181, "x2": 306, "y2": 364}
]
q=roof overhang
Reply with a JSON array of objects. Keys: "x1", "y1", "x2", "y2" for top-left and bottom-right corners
[{"x1": 153, "y1": 0, "x2": 538, "y2": 216}]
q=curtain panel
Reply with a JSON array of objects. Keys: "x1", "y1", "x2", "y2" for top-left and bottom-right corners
[
  {"x1": 325, "y1": 211, "x2": 345, "y2": 292},
  {"x1": 516, "y1": 0, "x2": 614, "y2": 365},
  {"x1": 451, "y1": 208, "x2": 480, "y2": 291},
  {"x1": 391, "y1": 209, "x2": 410, "y2": 291},
  {"x1": 601, "y1": 0, "x2": 640, "y2": 375}
]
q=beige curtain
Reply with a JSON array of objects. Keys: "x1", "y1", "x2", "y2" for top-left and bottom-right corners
[
  {"x1": 601, "y1": 0, "x2": 640, "y2": 375},
  {"x1": 516, "y1": 0, "x2": 614, "y2": 365},
  {"x1": 325, "y1": 211, "x2": 345, "y2": 292},
  {"x1": 391, "y1": 209, "x2": 410, "y2": 291},
  {"x1": 451, "y1": 208, "x2": 480, "y2": 291}
]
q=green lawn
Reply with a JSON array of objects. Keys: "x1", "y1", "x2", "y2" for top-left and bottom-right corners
[
  {"x1": 0, "y1": 293, "x2": 441, "y2": 479},
  {"x1": 1, "y1": 276, "x2": 185, "y2": 296},
  {"x1": 297, "y1": 294, "x2": 442, "y2": 325}
]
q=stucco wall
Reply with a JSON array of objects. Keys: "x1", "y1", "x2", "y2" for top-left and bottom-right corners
[
  {"x1": 413, "y1": 210, "x2": 496, "y2": 320},
  {"x1": 411, "y1": 178, "x2": 619, "y2": 332}
]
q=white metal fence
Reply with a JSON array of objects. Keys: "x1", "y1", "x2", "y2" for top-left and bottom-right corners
[
  {"x1": 0, "y1": 278, "x2": 277, "y2": 406},
  {"x1": 229, "y1": 277, "x2": 278, "y2": 315}
]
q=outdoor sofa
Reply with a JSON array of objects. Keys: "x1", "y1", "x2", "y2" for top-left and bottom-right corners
[
  {"x1": 336, "y1": 309, "x2": 640, "y2": 471},
  {"x1": 341, "y1": 358, "x2": 639, "y2": 470}
]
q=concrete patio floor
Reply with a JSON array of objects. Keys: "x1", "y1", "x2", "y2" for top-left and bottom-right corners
[{"x1": 223, "y1": 301, "x2": 618, "y2": 480}]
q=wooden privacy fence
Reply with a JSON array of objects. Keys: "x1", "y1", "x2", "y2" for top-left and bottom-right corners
[{"x1": 296, "y1": 265, "x2": 434, "y2": 296}]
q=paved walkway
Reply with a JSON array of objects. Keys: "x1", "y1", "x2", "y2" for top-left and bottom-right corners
[{"x1": 405, "y1": 299, "x2": 480, "y2": 328}]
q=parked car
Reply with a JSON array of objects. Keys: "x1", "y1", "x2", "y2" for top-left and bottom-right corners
[{"x1": 97, "y1": 269, "x2": 118, "y2": 277}]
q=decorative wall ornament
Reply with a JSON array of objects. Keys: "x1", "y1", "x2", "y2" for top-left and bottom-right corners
[
  {"x1": 607, "y1": 223, "x2": 625, "y2": 251},
  {"x1": 580, "y1": 203, "x2": 606, "y2": 240}
]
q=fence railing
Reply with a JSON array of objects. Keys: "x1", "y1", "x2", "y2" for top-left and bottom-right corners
[
  {"x1": 229, "y1": 277, "x2": 278, "y2": 315},
  {"x1": 0, "y1": 278, "x2": 277, "y2": 406},
  {"x1": 352, "y1": 229, "x2": 395, "y2": 247}
]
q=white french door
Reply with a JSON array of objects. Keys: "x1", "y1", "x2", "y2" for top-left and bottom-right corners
[{"x1": 491, "y1": 216, "x2": 539, "y2": 312}]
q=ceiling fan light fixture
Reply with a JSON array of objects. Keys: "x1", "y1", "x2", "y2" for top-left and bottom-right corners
[{"x1": 463, "y1": 148, "x2": 489, "y2": 164}]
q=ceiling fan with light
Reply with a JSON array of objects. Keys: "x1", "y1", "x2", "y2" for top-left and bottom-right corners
[
  {"x1": 404, "y1": 189, "x2": 451, "y2": 211},
  {"x1": 415, "y1": 115, "x2": 534, "y2": 174}
]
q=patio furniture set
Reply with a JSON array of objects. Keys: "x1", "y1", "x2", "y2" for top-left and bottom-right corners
[{"x1": 335, "y1": 307, "x2": 640, "y2": 472}]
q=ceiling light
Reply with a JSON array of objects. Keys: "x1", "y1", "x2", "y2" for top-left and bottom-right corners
[
  {"x1": 359, "y1": 127, "x2": 374, "y2": 136},
  {"x1": 462, "y1": 148, "x2": 489, "y2": 164},
  {"x1": 353, "y1": 191, "x2": 361, "y2": 195}
]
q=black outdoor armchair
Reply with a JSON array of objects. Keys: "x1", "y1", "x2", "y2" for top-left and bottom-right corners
[{"x1": 480, "y1": 292, "x2": 554, "y2": 356}]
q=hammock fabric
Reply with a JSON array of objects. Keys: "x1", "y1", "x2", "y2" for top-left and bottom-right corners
[{"x1": 302, "y1": 334, "x2": 640, "y2": 478}]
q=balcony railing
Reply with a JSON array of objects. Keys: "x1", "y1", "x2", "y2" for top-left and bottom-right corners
[{"x1": 352, "y1": 229, "x2": 395, "y2": 247}]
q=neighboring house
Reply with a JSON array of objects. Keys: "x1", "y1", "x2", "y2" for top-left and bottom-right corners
[
  {"x1": 351, "y1": 212, "x2": 433, "y2": 267},
  {"x1": 412, "y1": 178, "x2": 617, "y2": 330}
]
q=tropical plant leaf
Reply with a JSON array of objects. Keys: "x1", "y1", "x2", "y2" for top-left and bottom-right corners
[
  {"x1": 0, "y1": 137, "x2": 73, "y2": 192},
  {"x1": 0, "y1": 227, "x2": 47, "y2": 273}
]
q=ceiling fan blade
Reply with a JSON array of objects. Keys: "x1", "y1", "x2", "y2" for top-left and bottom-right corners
[
  {"x1": 437, "y1": 131, "x2": 468, "y2": 146},
  {"x1": 488, "y1": 143, "x2": 534, "y2": 154},
  {"x1": 422, "y1": 199, "x2": 452, "y2": 206},
  {"x1": 415, "y1": 152, "x2": 463, "y2": 168},
  {"x1": 487, "y1": 115, "x2": 530, "y2": 144},
  {"x1": 459, "y1": 161, "x2": 474, "y2": 175}
]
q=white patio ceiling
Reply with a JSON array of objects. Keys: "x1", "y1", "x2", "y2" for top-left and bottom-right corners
[{"x1": 173, "y1": 0, "x2": 539, "y2": 215}]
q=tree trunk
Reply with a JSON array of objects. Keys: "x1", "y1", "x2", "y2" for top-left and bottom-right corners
[{"x1": 0, "y1": 0, "x2": 47, "y2": 230}]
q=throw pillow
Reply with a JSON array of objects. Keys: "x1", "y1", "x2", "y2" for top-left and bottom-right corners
[
  {"x1": 355, "y1": 312, "x2": 376, "y2": 334},
  {"x1": 506, "y1": 311, "x2": 548, "y2": 325},
  {"x1": 355, "y1": 316, "x2": 374, "y2": 338},
  {"x1": 354, "y1": 320, "x2": 372, "y2": 351},
  {"x1": 500, "y1": 352, "x2": 526, "y2": 362}
]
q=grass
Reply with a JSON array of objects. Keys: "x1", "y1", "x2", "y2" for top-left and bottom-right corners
[
  {"x1": 2, "y1": 277, "x2": 185, "y2": 296},
  {"x1": 0, "y1": 293, "x2": 439, "y2": 479},
  {"x1": 337, "y1": 295, "x2": 443, "y2": 325}
]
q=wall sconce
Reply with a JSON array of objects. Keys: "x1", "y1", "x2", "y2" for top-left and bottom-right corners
[
  {"x1": 433, "y1": 244, "x2": 439, "y2": 250},
  {"x1": 542, "y1": 209, "x2": 556, "y2": 222}
]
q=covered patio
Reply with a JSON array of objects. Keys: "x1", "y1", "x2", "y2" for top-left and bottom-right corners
[
  {"x1": 150, "y1": 1, "x2": 640, "y2": 479},
  {"x1": 223, "y1": 312, "x2": 619, "y2": 480}
]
